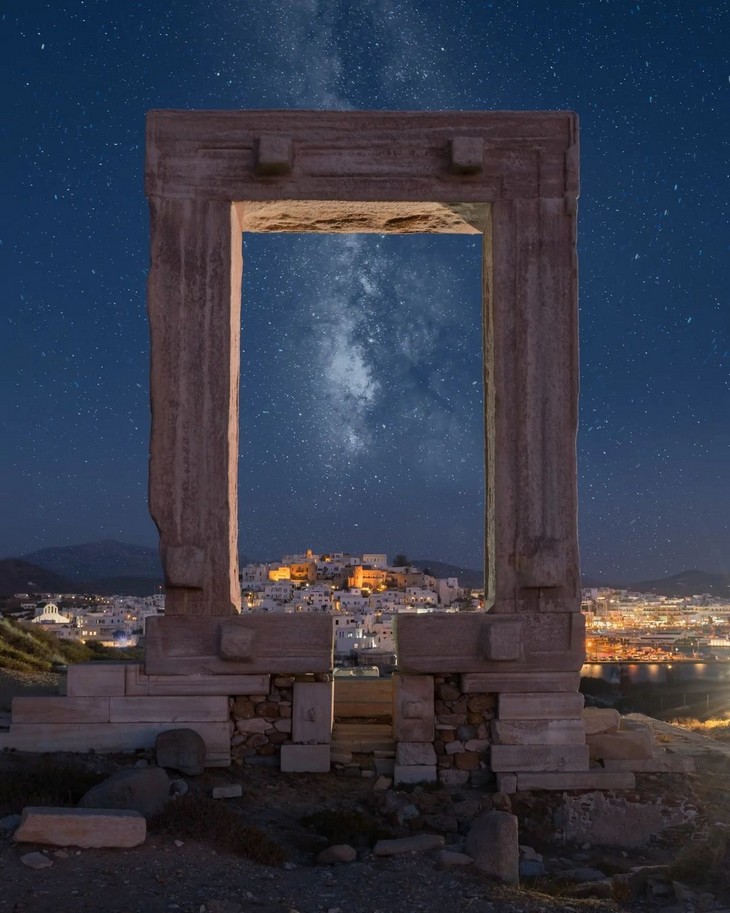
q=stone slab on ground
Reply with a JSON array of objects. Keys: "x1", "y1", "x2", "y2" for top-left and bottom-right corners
[
  {"x1": 212, "y1": 784, "x2": 243, "y2": 799},
  {"x1": 14, "y1": 807, "x2": 146, "y2": 848}
]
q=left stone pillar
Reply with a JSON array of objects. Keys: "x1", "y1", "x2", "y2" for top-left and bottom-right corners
[{"x1": 148, "y1": 198, "x2": 242, "y2": 615}]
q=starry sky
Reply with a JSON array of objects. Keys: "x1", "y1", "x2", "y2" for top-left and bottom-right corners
[{"x1": 2, "y1": 0, "x2": 727, "y2": 582}]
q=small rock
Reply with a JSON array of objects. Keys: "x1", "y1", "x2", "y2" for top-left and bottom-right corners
[
  {"x1": 170, "y1": 779, "x2": 189, "y2": 798},
  {"x1": 282, "y1": 861, "x2": 296, "y2": 870},
  {"x1": 174, "y1": 840, "x2": 184, "y2": 847},
  {"x1": 20, "y1": 852, "x2": 53, "y2": 869},
  {"x1": 373, "y1": 776, "x2": 392, "y2": 791},
  {"x1": 491, "y1": 792, "x2": 512, "y2": 813},
  {"x1": 134, "y1": 759, "x2": 149, "y2": 768},
  {"x1": 0, "y1": 814, "x2": 21, "y2": 834},
  {"x1": 211, "y1": 784, "x2": 242, "y2": 800},
  {"x1": 53, "y1": 849, "x2": 69, "y2": 859},
  {"x1": 519, "y1": 859, "x2": 545, "y2": 878},
  {"x1": 318, "y1": 844, "x2": 357, "y2": 865},
  {"x1": 373, "y1": 834, "x2": 445, "y2": 856}
]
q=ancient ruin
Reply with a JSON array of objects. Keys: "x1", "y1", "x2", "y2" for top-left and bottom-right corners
[{"x1": 1, "y1": 110, "x2": 673, "y2": 791}]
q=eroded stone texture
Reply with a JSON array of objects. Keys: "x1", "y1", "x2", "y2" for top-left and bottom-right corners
[{"x1": 15, "y1": 808, "x2": 146, "y2": 849}]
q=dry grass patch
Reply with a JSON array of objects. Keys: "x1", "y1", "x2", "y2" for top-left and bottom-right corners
[
  {"x1": 149, "y1": 793, "x2": 285, "y2": 866},
  {"x1": 670, "y1": 717, "x2": 730, "y2": 742},
  {"x1": 0, "y1": 756, "x2": 105, "y2": 814}
]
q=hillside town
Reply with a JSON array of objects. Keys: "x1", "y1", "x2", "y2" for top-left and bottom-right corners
[{"x1": 4, "y1": 550, "x2": 730, "y2": 671}]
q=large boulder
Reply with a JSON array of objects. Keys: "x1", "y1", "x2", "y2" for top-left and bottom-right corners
[
  {"x1": 156, "y1": 728, "x2": 206, "y2": 776},
  {"x1": 465, "y1": 810, "x2": 519, "y2": 885},
  {"x1": 79, "y1": 767, "x2": 171, "y2": 818}
]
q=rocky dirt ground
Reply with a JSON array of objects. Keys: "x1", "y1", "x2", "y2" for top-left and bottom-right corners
[{"x1": 1, "y1": 675, "x2": 730, "y2": 913}]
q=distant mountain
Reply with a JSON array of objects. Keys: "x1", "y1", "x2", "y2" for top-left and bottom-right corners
[
  {"x1": 19, "y1": 540, "x2": 162, "y2": 582},
  {"x1": 0, "y1": 559, "x2": 76, "y2": 598},
  {"x1": 411, "y1": 560, "x2": 484, "y2": 589},
  {"x1": 629, "y1": 569, "x2": 730, "y2": 599}
]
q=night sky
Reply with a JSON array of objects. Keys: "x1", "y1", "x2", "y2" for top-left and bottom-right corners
[{"x1": 2, "y1": 1, "x2": 727, "y2": 582}]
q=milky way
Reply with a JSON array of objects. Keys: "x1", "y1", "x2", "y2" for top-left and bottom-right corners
[{"x1": 3, "y1": 0, "x2": 727, "y2": 579}]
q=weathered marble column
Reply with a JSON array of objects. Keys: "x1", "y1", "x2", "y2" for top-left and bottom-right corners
[
  {"x1": 488, "y1": 194, "x2": 580, "y2": 615},
  {"x1": 147, "y1": 198, "x2": 242, "y2": 615}
]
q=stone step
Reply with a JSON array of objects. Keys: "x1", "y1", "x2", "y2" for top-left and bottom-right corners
[{"x1": 331, "y1": 722, "x2": 395, "y2": 753}]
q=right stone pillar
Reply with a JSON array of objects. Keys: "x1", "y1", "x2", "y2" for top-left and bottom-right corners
[{"x1": 488, "y1": 195, "x2": 579, "y2": 615}]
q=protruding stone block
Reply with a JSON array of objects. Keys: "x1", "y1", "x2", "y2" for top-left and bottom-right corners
[
  {"x1": 490, "y1": 744, "x2": 589, "y2": 773},
  {"x1": 219, "y1": 621, "x2": 257, "y2": 660},
  {"x1": 280, "y1": 743, "x2": 330, "y2": 773},
  {"x1": 498, "y1": 692, "x2": 584, "y2": 720},
  {"x1": 450, "y1": 136, "x2": 483, "y2": 173},
  {"x1": 14, "y1": 807, "x2": 146, "y2": 848},
  {"x1": 255, "y1": 134, "x2": 293, "y2": 175},
  {"x1": 164, "y1": 545, "x2": 204, "y2": 589},
  {"x1": 393, "y1": 764, "x2": 437, "y2": 785},
  {"x1": 393, "y1": 674, "x2": 434, "y2": 742},
  {"x1": 292, "y1": 681, "x2": 334, "y2": 744}
]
